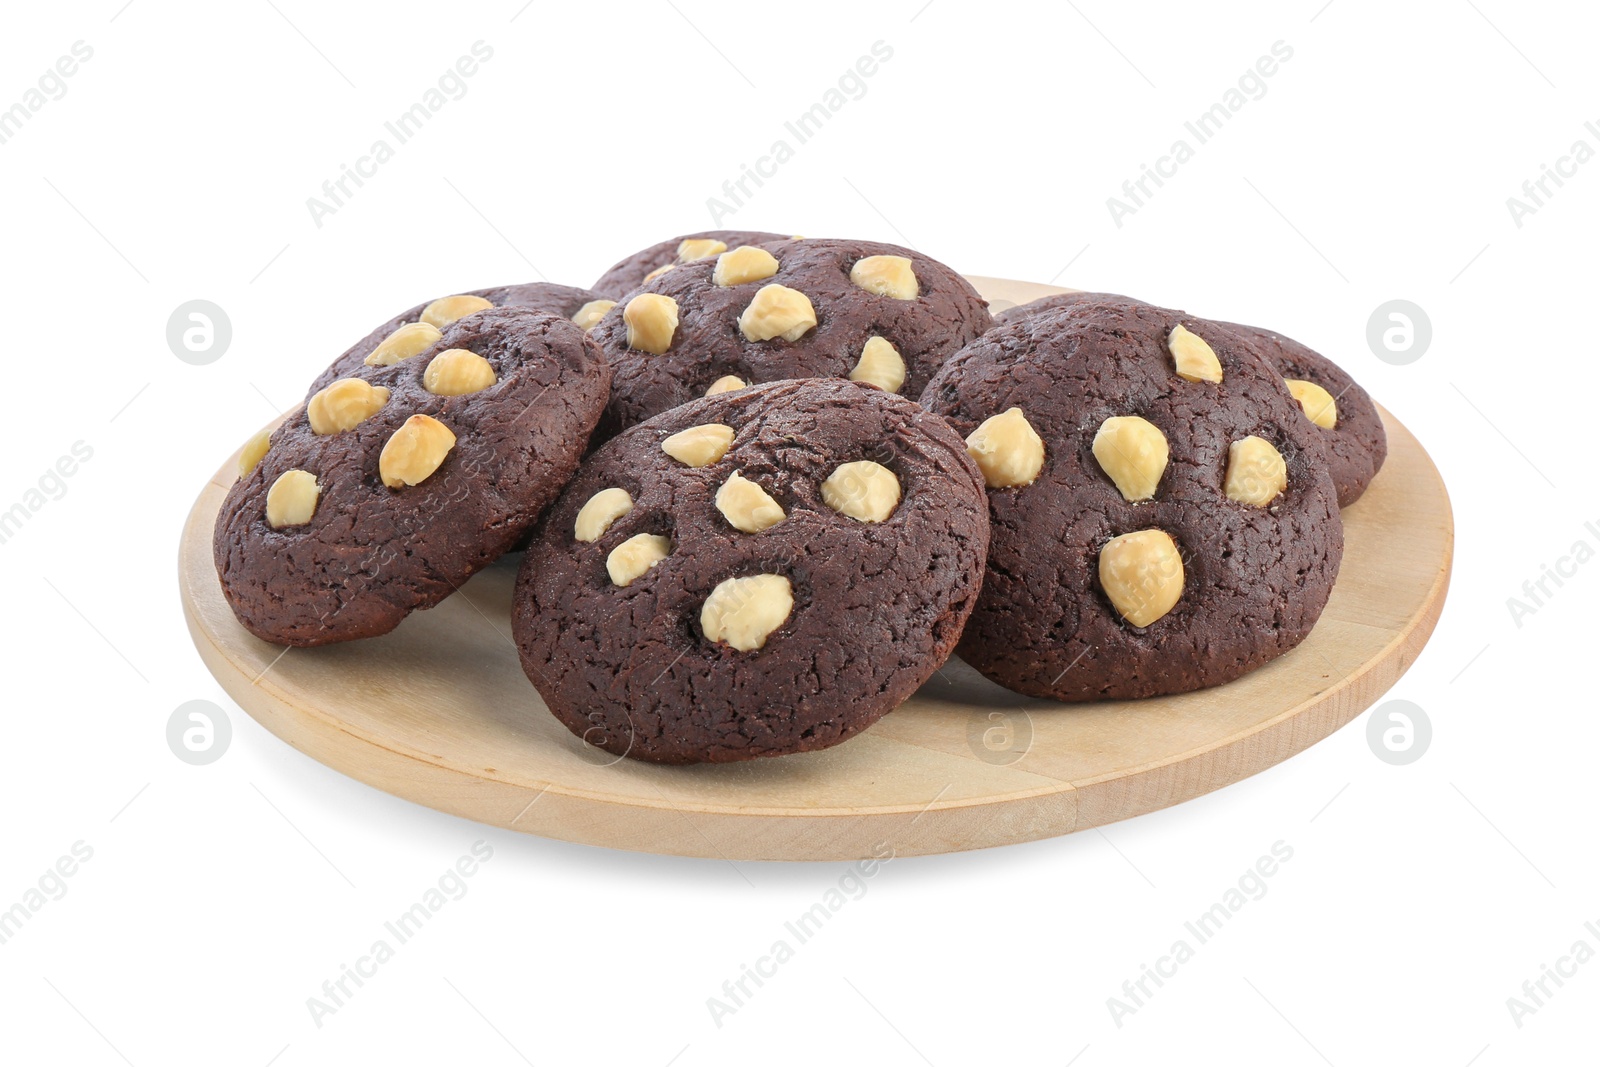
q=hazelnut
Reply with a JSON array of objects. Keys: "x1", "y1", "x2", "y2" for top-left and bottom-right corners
[
  {"x1": 1098, "y1": 529, "x2": 1184, "y2": 627},
  {"x1": 1091, "y1": 415, "x2": 1169, "y2": 502},
  {"x1": 606, "y1": 532, "x2": 671, "y2": 587},
  {"x1": 715, "y1": 471, "x2": 786, "y2": 533},
  {"x1": 624, "y1": 293, "x2": 679, "y2": 354},
  {"x1": 379, "y1": 414, "x2": 456, "y2": 488},
  {"x1": 265, "y1": 469, "x2": 320, "y2": 529},
  {"x1": 849, "y1": 336, "x2": 906, "y2": 393},
  {"x1": 307, "y1": 378, "x2": 390, "y2": 435},
  {"x1": 423, "y1": 349, "x2": 497, "y2": 396},
  {"x1": 713, "y1": 245, "x2": 780, "y2": 287},
  {"x1": 1224, "y1": 435, "x2": 1288, "y2": 507},
  {"x1": 821, "y1": 460, "x2": 901, "y2": 522},
  {"x1": 738, "y1": 284, "x2": 817, "y2": 342},
  {"x1": 420, "y1": 294, "x2": 493, "y2": 329},
  {"x1": 238, "y1": 428, "x2": 272, "y2": 478},
  {"x1": 365, "y1": 321, "x2": 442, "y2": 366},
  {"x1": 661, "y1": 423, "x2": 735, "y2": 467},
  {"x1": 1168, "y1": 324, "x2": 1223, "y2": 383},
  {"x1": 574, "y1": 487, "x2": 633, "y2": 543},
  {"x1": 706, "y1": 375, "x2": 748, "y2": 396},
  {"x1": 700, "y1": 574, "x2": 793, "y2": 651},
  {"x1": 571, "y1": 299, "x2": 615, "y2": 331},
  {"x1": 677, "y1": 238, "x2": 727, "y2": 262},
  {"x1": 965, "y1": 408, "x2": 1045, "y2": 488},
  {"x1": 1285, "y1": 379, "x2": 1338, "y2": 429},
  {"x1": 849, "y1": 255, "x2": 918, "y2": 299}
]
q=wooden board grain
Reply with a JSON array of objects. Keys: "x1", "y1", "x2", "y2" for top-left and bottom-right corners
[{"x1": 179, "y1": 278, "x2": 1453, "y2": 860}]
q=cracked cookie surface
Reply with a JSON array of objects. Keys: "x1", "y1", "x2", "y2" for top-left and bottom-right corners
[
  {"x1": 589, "y1": 237, "x2": 993, "y2": 440},
  {"x1": 998, "y1": 292, "x2": 1386, "y2": 505},
  {"x1": 513, "y1": 378, "x2": 989, "y2": 764},
  {"x1": 310, "y1": 281, "x2": 606, "y2": 393},
  {"x1": 1215, "y1": 320, "x2": 1386, "y2": 506},
  {"x1": 923, "y1": 300, "x2": 1344, "y2": 701},
  {"x1": 215, "y1": 307, "x2": 611, "y2": 646}
]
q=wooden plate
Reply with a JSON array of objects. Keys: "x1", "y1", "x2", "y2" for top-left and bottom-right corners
[{"x1": 179, "y1": 278, "x2": 1453, "y2": 861}]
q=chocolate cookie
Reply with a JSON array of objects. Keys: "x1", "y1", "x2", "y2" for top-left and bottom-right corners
[
  {"x1": 999, "y1": 292, "x2": 1386, "y2": 505},
  {"x1": 513, "y1": 378, "x2": 990, "y2": 764},
  {"x1": 215, "y1": 307, "x2": 611, "y2": 646},
  {"x1": 1214, "y1": 322, "x2": 1386, "y2": 506},
  {"x1": 590, "y1": 230, "x2": 791, "y2": 299},
  {"x1": 922, "y1": 300, "x2": 1344, "y2": 702},
  {"x1": 589, "y1": 237, "x2": 993, "y2": 439},
  {"x1": 311, "y1": 282, "x2": 611, "y2": 394}
]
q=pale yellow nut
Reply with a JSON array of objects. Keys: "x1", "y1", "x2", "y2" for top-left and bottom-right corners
[
  {"x1": 1099, "y1": 529, "x2": 1184, "y2": 628},
  {"x1": 420, "y1": 294, "x2": 493, "y2": 329},
  {"x1": 1168, "y1": 324, "x2": 1223, "y2": 383},
  {"x1": 423, "y1": 349, "x2": 497, "y2": 396},
  {"x1": 365, "y1": 321, "x2": 442, "y2": 366},
  {"x1": 643, "y1": 264, "x2": 674, "y2": 283},
  {"x1": 571, "y1": 299, "x2": 615, "y2": 331},
  {"x1": 574, "y1": 487, "x2": 634, "y2": 543},
  {"x1": 1225, "y1": 435, "x2": 1288, "y2": 507},
  {"x1": 606, "y1": 533, "x2": 671, "y2": 587},
  {"x1": 677, "y1": 237, "x2": 727, "y2": 262},
  {"x1": 1285, "y1": 378, "x2": 1338, "y2": 429},
  {"x1": 712, "y1": 245, "x2": 780, "y2": 287},
  {"x1": 848, "y1": 336, "x2": 906, "y2": 393},
  {"x1": 661, "y1": 423, "x2": 735, "y2": 467},
  {"x1": 849, "y1": 255, "x2": 918, "y2": 300},
  {"x1": 700, "y1": 574, "x2": 793, "y2": 651},
  {"x1": 238, "y1": 429, "x2": 272, "y2": 478},
  {"x1": 715, "y1": 471, "x2": 786, "y2": 533},
  {"x1": 738, "y1": 284, "x2": 817, "y2": 342},
  {"x1": 706, "y1": 375, "x2": 748, "y2": 396},
  {"x1": 624, "y1": 293, "x2": 679, "y2": 354},
  {"x1": 379, "y1": 414, "x2": 456, "y2": 488},
  {"x1": 1091, "y1": 415, "x2": 1169, "y2": 502},
  {"x1": 307, "y1": 378, "x2": 390, "y2": 435},
  {"x1": 965, "y1": 407, "x2": 1045, "y2": 488},
  {"x1": 821, "y1": 460, "x2": 901, "y2": 523},
  {"x1": 265, "y1": 469, "x2": 320, "y2": 529}
]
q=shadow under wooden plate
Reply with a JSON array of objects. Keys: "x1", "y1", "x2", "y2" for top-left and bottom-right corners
[{"x1": 179, "y1": 278, "x2": 1453, "y2": 861}]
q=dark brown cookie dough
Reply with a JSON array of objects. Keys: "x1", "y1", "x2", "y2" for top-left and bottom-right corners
[
  {"x1": 922, "y1": 300, "x2": 1344, "y2": 702},
  {"x1": 1214, "y1": 322, "x2": 1386, "y2": 507},
  {"x1": 215, "y1": 307, "x2": 612, "y2": 646},
  {"x1": 514, "y1": 378, "x2": 990, "y2": 764},
  {"x1": 590, "y1": 230, "x2": 792, "y2": 299},
  {"x1": 311, "y1": 282, "x2": 606, "y2": 394},
  {"x1": 589, "y1": 237, "x2": 993, "y2": 439},
  {"x1": 999, "y1": 292, "x2": 1387, "y2": 505}
]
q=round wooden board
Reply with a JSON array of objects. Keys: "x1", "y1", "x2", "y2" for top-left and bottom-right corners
[{"x1": 179, "y1": 278, "x2": 1453, "y2": 861}]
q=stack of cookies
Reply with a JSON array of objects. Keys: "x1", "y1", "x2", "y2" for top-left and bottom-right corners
[{"x1": 213, "y1": 229, "x2": 1386, "y2": 764}]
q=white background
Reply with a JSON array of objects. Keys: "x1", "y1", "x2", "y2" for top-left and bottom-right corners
[{"x1": 1, "y1": 0, "x2": 1594, "y2": 1063}]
